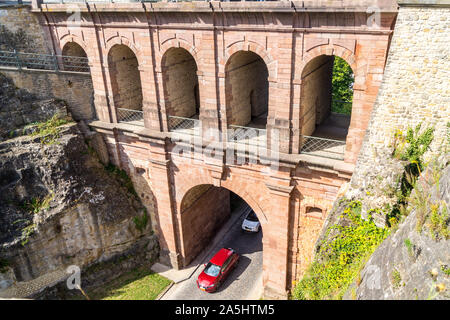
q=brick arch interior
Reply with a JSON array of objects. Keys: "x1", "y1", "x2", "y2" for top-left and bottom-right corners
[
  {"x1": 299, "y1": 53, "x2": 354, "y2": 150},
  {"x1": 161, "y1": 47, "x2": 199, "y2": 120},
  {"x1": 178, "y1": 182, "x2": 266, "y2": 267},
  {"x1": 107, "y1": 44, "x2": 143, "y2": 113},
  {"x1": 225, "y1": 50, "x2": 269, "y2": 128}
]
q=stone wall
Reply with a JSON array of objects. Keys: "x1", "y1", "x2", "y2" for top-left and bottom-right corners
[
  {"x1": 0, "y1": 68, "x2": 95, "y2": 121},
  {"x1": 0, "y1": 4, "x2": 50, "y2": 53},
  {"x1": 351, "y1": 1, "x2": 450, "y2": 191},
  {"x1": 0, "y1": 123, "x2": 158, "y2": 298}
]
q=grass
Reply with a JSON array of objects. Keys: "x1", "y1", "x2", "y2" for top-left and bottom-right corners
[
  {"x1": 391, "y1": 268, "x2": 402, "y2": 289},
  {"x1": 79, "y1": 266, "x2": 171, "y2": 300},
  {"x1": 404, "y1": 238, "x2": 414, "y2": 258},
  {"x1": 133, "y1": 209, "x2": 149, "y2": 233},
  {"x1": 30, "y1": 114, "x2": 72, "y2": 145},
  {"x1": 20, "y1": 193, "x2": 53, "y2": 214}
]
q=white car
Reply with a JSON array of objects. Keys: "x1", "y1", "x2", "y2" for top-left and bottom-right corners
[{"x1": 241, "y1": 210, "x2": 260, "y2": 232}]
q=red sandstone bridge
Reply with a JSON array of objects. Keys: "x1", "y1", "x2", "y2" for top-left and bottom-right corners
[{"x1": 29, "y1": 0, "x2": 397, "y2": 298}]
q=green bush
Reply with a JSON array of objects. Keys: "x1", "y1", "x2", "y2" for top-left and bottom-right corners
[{"x1": 291, "y1": 201, "x2": 389, "y2": 300}]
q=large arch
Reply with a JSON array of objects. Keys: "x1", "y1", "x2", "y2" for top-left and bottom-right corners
[
  {"x1": 107, "y1": 44, "x2": 143, "y2": 123},
  {"x1": 161, "y1": 47, "x2": 200, "y2": 125},
  {"x1": 225, "y1": 50, "x2": 269, "y2": 129},
  {"x1": 178, "y1": 183, "x2": 266, "y2": 268}
]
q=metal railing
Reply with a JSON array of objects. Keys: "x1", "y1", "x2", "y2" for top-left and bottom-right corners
[
  {"x1": 116, "y1": 108, "x2": 144, "y2": 126},
  {"x1": 227, "y1": 124, "x2": 267, "y2": 147},
  {"x1": 0, "y1": 50, "x2": 90, "y2": 73},
  {"x1": 168, "y1": 115, "x2": 200, "y2": 136},
  {"x1": 300, "y1": 135, "x2": 346, "y2": 160}
]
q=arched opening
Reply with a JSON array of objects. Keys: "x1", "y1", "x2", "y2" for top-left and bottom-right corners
[
  {"x1": 61, "y1": 41, "x2": 89, "y2": 72},
  {"x1": 59, "y1": 42, "x2": 95, "y2": 120},
  {"x1": 108, "y1": 44, "x2": 143, "y2": 125},
  {"x1": 299, "y1": 55, "x2": 354, "y2": 159},
  {"x1": 162, "y1": 48, "x2": 200, "y2": 134},
  {"x1": 225, "y1": 51, "x2": 268, "y2": 146},
  {"x1": 225, "y1": 51, "x2": 269, "y2": 128},
  {"x1": 179, "y1": 184, "x2": 263, "y2": 286}
]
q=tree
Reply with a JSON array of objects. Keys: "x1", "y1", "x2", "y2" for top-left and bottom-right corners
[{"x1": 331, "y1": 56, "x2": 354, "y2": 115}]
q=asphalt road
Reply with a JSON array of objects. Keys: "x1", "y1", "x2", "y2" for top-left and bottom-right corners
[{"x1": 163, "y1": 204, "x2": 263, "y2": 300}]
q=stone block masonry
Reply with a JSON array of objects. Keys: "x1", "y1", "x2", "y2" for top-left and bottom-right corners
[
  {"x1": 351, "y1": 0, "x2": 450, "y2": 191},
  {"x1": 0, "y1": 68, "x2": 95, "y2": 121},
  {"x1": 0, "y1": 4, "x2": 50, "y2": 53}
]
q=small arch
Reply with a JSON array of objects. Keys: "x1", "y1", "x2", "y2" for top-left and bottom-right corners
[
  {"x1": 61, "y1": 41, "x2": 88, "y2": 72},
  {"x1": 105, "y1": 35, "x2": 142, "y2": 66},
  {"x1": 161, "y1": 47, "x2": 200, "y2": 127},
  {"x1": 300, "y1": 45, "x2": 357, "y2": 78},
  {"x1": 305, "y1": 206, "x2": 324, "y2": 219},
  {"x1": 108, "y1": 44, "x2": 144, "y2": 123},
  {"x1": 224, "y1": 40, "x2": 276, "y2": 80},
  {"x1": 225, "y1": 50, "x2": 269, "y2": 129},
  {"x1": 158, "y1": 39, "x2": 200, "y2": 72}
]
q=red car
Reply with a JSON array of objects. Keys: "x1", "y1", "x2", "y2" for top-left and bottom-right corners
[{"x1": 196, "y1": 248, "x2": 239, "y2": 293}]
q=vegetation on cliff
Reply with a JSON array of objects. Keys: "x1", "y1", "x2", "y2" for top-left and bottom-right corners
[
  {"x1": 292, "y1": 122, "x2": 448, "y2": 300},
  {"x1": 291, "y1": 200, "x2": 389, "y2": 300}
]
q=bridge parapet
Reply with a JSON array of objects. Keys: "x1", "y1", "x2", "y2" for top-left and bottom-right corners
[{"x1": 31, "y1": 0, "x2": 398, "y2": 13}]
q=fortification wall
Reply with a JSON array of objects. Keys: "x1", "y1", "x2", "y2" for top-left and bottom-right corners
[
  {"x1": 0, "y1": 4, "x2": 50, "y2": 53},
  {"x1": 0, "y1": 5, "x2": 95, "y2": 121},
  {"x1": 0, "y1": 68, "x2": 95, "y2": 121},
  {"x1": 351, "y1": 0, "x2": 450, "y2": 191}
]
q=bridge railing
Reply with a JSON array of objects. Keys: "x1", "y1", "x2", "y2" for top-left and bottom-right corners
[
  {"x1": 227, "y1": 124, "x2": 267, "y2": 148},
  {"x1": 299, "y1": 135, "x2": 346, "y2": 160},
  {"x1": 0, "y1": 50, "x2": 90, "y2": 73},
  {"x1": 168, "y1": 115, "x2": 201, "y2": 136},
  {"x1": 116, "y1": 108, "x2": 145, "y2": 126}
]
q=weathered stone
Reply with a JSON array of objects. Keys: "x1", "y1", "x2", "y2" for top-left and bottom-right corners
[{"x1": 346, "y1": 166, "x2": 450, "y2": 300}]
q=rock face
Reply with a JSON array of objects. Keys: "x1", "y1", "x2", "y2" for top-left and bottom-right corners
[
  {"x1": 0, "y1": 73, "x2": 158, "y2": 297},
  {"x1": 0, "y1": 124, "x2": 156, "y2": 284},
  {"x1": 349, "y1": 166, "x2": 450, "y2": 300}
]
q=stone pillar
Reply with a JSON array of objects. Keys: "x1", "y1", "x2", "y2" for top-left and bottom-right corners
[
  {"x1": 263, "y1": 179, "x2": 294, "y2": 299},
  {"x1": 147, "y1": 140, "x2": 182, "y2": 269},
  {"x1": 140, "y1": 65, "x2": 161, "y2": 131}
]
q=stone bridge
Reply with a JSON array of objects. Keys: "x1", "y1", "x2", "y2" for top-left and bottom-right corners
[{"x1": 31, "y1": 0, "x2": 398, "y2": 298}]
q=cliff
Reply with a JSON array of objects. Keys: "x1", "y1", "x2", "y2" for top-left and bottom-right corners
[{"x1": 0, "y1": 73, "x2": 158, "y2": 298}]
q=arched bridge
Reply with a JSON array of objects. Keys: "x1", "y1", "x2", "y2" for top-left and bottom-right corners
[{"x1": 31, "y1": 0, "x2": 398, "y2": 298}]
